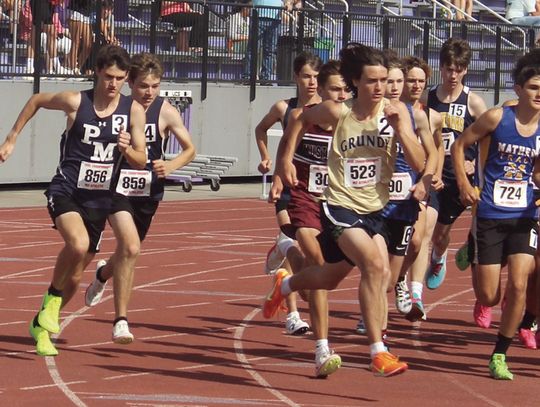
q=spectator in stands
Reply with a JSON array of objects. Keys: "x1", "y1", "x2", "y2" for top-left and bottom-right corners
[
  {"x1": 160, "y1": 1, "x2": 206, "y2": 53},
  {"x1": 506, "y1": 0, "x2": 540, "y2": 27},
  {"x1": 451, "y1": 0, "x2": 473, "y2": 20},
  {"x1": 93, "y1": 0, "x2": 119, "y2": 46},
  {"x1": 245, "y1": 0, "x2": 283, "y2": 82},
  {"x1": 26, "y1": 0, "x2": 72, "y2": 76},
  {"x1": 67, "y1": 0, "x2": 93, "y2": 75},
  {"x1": 226, "y1": 5, "x2": 250, "y2": 54}
]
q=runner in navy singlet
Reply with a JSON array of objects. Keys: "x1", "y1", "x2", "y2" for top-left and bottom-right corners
[
  {"x1": 255, "y1": 52, "x2": 322, "y2": 335},
  {"x1": 0, "y1": 45, "x2": 147, "y2": 356},
  {"x1": 419, "y1": 39, "x2": 487, "y2": 295},
  {"x1": 84, "y1": 53, "x2": 196, "y2": 344},
  {"x1": 452, "y1": 49, "x2": 540, "y2": 380}
]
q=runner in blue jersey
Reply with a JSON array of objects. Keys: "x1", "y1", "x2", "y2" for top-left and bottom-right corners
[
  {"x1": 452, "y1": 48, "x2": 540, "y2": 380},
  {"x1": 84, "y1": 53, "x2": 196, "y2": 344},
  {"x1": 0, "y1": 45, "x2": 147, "y2": 356}
]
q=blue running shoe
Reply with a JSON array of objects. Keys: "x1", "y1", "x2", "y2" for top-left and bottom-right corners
[{"x1": 425, "y1": 251, "x2": 447, "y2": 290}]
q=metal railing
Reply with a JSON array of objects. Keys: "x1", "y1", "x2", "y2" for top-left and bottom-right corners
[{"x1": 0, "y1": 0, "x2": 534, "y2": 100}]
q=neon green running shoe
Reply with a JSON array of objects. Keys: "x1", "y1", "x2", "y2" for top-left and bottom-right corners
[
  {"x1": 29, "y1": 320, "x2": 58, "y2": 357},
  {"x1": 455, "y1": 243, "x2": 470, "y2": 271},
  {"x1": 489, "y1": 353, "x2": 513, "y2": 380},
  {"x1": 37, "y1": 293, "x2": 62, "y2": 334}
]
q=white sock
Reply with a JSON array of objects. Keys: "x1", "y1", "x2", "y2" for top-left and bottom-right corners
[
  {"x1": 26, "y1": 58, "x2": 34, "y2": 73},
  {"x1": 286, "y1": 311, "x2": 299, "y2": 320},
  {"x1": 411, "y1": 281, "x2": 423, "y2": 299},
  {"x1": 277, "y1": 232, "x2": 295, "y2": 256},
  {"x1": 281, "y1": 275, "x2": 292, "y2": 296},
  {"x1": 432, "y1": 249, "x2": 447, "y2": 262},
  {"x1": 52, "y1": 57, "x2": 61, "y2": 69},
  {"x1": 370, "y1": 342, "x2": 387, "y2": 358},
  {"x1": 315, "y1": 339, "x2": 329, "y2": 353}
]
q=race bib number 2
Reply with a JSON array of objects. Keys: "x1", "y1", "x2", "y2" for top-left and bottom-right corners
[
  {"x1": 344, "y1": 157, "x2": 381, "y2": 188},
  {"x1": 116, "y1": 169, "x2": 152, "y2": 197},
  {"x1": 308, "y1": 164, "x2": 328, "y2": 194},
  {"x1": 77, "y1": 161, "x2": 113, "y2": 190},
  {"x1": 493, "y1": 179, "x2": 527, "y2": 208}
]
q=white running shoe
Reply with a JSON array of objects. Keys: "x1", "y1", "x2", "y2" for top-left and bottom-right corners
[
  {"x1": 85, "y1": 260, "x2": 108, "y2": 307},
  {"x1": 285, "y1": 312, "x2": 310, "y2": 335},
  {"x1": 264, "y1": 232, "x2": 294, "y2": 275},
  {"x1": 112, "y1": 320, "x2": 134, "y2": 344},
  {"x1": 395, "y1": 279, "x2": 412, "y2": 314},
  {"x1": 315, "y1": 348, "x2": 342, "y2": 378}
]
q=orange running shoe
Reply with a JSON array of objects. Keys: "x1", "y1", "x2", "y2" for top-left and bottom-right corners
[
  {"x1": 262, "y1": 269, "x2": 289, "y2": 319},
  {"x1": 370, "y1": 351, "x2": 408, "y2": 377}
]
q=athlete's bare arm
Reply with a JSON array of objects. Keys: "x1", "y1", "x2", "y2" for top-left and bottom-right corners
[
  {"x1": 452, "y1": 107, "x2": 502, "y2": 206},
  {"x1": 386, "y1": 101, "x2": 426, "y2": 173},
  {"x1": 119, "y1": 100, "x2": 147, "y2": 170},
  {"x1": 411, "y1": 108, "x2": 438, "y2": 201},
  {"x1": 254, "y1": 99, "x2": 288, "y2": 173},
  {"x1": 153, "y1": 100, "x2": 196, "y2": 178},
  {"x1": 273, "y1": 107, "x2": 304, "y2": 191},
  {"x1": 468, "y1": 90, "x2": 488, "y2": 120},
  {"x1": 0, "y1": 91, "x2": 81, "y2": 162},
  {"x1": 429, "y1": 109, "x2": 445, "y2": 191}
]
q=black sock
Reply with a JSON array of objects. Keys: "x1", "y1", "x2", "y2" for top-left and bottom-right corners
[
  {"x1": 397, "y1": 275, "x2": 405, "y2": 283},
  {"x1": 96, "y1": 266, "x2": 107, "y2": 284},
  {"x1": 492, "y1": 333, "x2": 513, "y2": 356},
  {"x1": 32, "y1": 315, "x2": 40, "y2": 328},
  {"x1": 113, "y1": 316, "x2": 127, "y2": 326},
  {"x1": 48, "y1": 285, "x2": 62, "y2": 297},
  {"x1": 519, "y1": 311, "x2": 536, "y2": 330}
]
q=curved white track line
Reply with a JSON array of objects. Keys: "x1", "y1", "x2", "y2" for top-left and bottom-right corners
[{"x1": 234, "y1": 308, "x2": 300, "y2": 407}]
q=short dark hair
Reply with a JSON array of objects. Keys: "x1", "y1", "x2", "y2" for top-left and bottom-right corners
[
  {"x1": 293, "y1": 51, "x2": 323, "y2": 75},
  {"x1": 317, "y1": 60, "x2": 341, "y2": 87},
  {"x1": 339, "y1": 42, "x2": 387, "y2": 97},
  {"x1": 402, "y1": 56, "x2": 431, "y2": 79},
  {"x1": 129, "y1": 52, "x2": 164, "y2": 82},
  {"x1": 512, "y1": 48, "x2": 540, "y2": 86},
  {"x1": 439, "y1": 38, "x2": 471, "y2": 69},
  {"x1": 95, "y1": 44, "x2": 131, "y2": 72},
  {"x1": 383, "y1": 48, "x2": 403, "y2": 72}
]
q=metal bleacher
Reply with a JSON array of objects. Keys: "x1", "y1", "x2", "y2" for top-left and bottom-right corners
[{"x1": 160, "y1": 90, "x2": 238, "y2": 192}]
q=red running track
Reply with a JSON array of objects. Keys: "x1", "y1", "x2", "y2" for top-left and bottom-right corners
[{"x1": 0, "y1": 198, "x2": 538, "y2": 406}]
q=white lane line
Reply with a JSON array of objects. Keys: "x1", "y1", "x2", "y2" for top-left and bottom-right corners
[
  {"x1": 234, "y1": 308, "x2": 300, "y2": 407},
  {"x1": 166, "y1": 302, "x2": 211, "y2": 309},
  {"x1": 412, "y1": 288, "x2": 505, "y2": 407}
]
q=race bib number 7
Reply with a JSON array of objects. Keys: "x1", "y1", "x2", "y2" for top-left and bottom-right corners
[
  {"x1": 77, "y1": 161, "x2": 113, "y2": 190},
  {"x1": 442, "y1": 131, "x2": 455, "y2": 156},
  {"x1": 116, "y1": 169, "x2": 152, "y2": 197},
  {"x1": 344, "y1": 157, "x2": 381, "y2": 188},
  {"x1": 493, "y1": 179, "x2": 527, "y2": 208}
]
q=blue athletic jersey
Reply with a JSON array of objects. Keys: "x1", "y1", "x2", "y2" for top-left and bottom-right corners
[
  {"x1": 382, "y1": 104, "x2": 420, "y2": 222},
  {"x1": 114, "y1": 97, "x2": 166, "y2": 201},
  {"x1": 427, "y1": 85, "x2": 475, "y2": 183},
  {"x1": 476, "y1": 106, "x2": 540, "y2": 219},
  {"x1": 47, "y1": 89, "x2": 132, "y2": 209}
]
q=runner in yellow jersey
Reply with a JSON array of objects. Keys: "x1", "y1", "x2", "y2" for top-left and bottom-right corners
[{"x1": 264, "y1": 43, "x2": 428, "y2": 377}]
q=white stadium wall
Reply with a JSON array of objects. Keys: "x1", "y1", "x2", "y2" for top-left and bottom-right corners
[{"x1": 0, "y1": 80, "x2": 517, "y2": 184}]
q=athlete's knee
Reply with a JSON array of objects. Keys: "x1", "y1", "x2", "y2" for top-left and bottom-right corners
[
  {"x1": 117, "y1": 240, "x2": 141, "y2": 259},
  {"x1": 475, "y1": 290, "x2": 500, "y2": 307}
]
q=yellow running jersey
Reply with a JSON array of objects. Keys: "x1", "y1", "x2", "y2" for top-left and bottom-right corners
[{"x1": 324, "y1": 99, "x2": 397, "y2": 214}]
